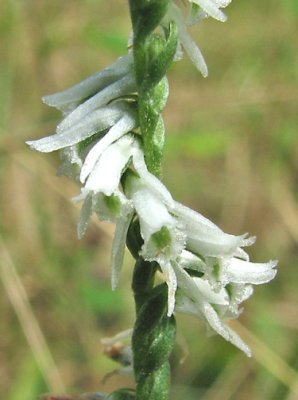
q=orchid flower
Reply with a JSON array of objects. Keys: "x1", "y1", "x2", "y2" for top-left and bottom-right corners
[
  {"x1": 163, "y1": 0, "x2": 233, "y2": 76},
  {"x1": 173, "y1": 249, "x2": 277, "y2": 356}
]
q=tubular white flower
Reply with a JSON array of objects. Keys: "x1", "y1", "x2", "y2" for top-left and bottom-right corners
[
  {"x1": 26, "y1": 101, "x2": 137, "y2": 153},
  {"x1": 126, "y1": 173, "x2": 186, "y2": 263},
  {"x1": 188, "y1": 0, "x2": 232, "y2": 22},
  {"x1": 57, "y1": 71, "x2": 136, "y2": 132},
  {"x1": 72, "y1": 135, "x2": 137, "y2": 288},
  {"x1": 172, "y1": 244, "x2": 277, "y2": 355},
  {"x1": 80, "y1": 112, "x2": 137, "y2": 183},
  {"x1": 42, "y1": 54, "x2": 134, "y2": 113},
  {"x1": 163, "y1": 1, "x2": 233, "y2": 76},
  {"x1": 173, "y1": 201, "x2": 254, "y2": 259},
  {"x1": 73, "y1": 134, "x2": 136, "y2": 224},
  {"x1": 125, "y1": 172, "x2": 186, "y2": 314},
  {"x1": 84, "y1": 135, "x2": 134, "y2": 195},
  {"x1": 173, "y1": 260, "x2": 252, "y2": 356},
  {"x1": 164, "y1": 3, "x2": 208, "y2": 77},
  {"x1": 224, "y1": 257, "x2": 278, "y2": 285}
]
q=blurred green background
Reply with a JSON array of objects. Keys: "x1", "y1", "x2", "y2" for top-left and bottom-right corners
[{"x1": 0, "y1": 1, "x2": 298, "y2": 399}]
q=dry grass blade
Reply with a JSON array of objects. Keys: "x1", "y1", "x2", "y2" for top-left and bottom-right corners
[
  {"x1": 230, "y1": 320, "x2": 298, "y2": 397},
  {"x1": 11, "y1": 151, "x2": 114, "y2": 240},
  {"x1": 201, "y1": 355, "x2": 251, "y2": 400},
  {"x1": 0, "y1": 236, "x2": 65, "y2": 393},
  {"x1": 270, "y1": 176, "x2": 298, "y2": 245}
]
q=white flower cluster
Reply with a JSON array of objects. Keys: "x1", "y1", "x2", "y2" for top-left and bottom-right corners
[{"x1": 27, "y1": 1, "x2": 277, "y2": 356}]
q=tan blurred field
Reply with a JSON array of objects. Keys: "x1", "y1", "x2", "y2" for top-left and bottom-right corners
[{"x1": 1, "y1": 1, "x2": 298, "y2": 399}]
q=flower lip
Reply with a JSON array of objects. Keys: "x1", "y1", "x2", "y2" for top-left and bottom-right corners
[
  {"x1": 225, "y1": 258, "x2": 278, "y2": 285},
  {"x1": 84, "y1": 134, "x2": 136, "y2": 196},
  {"x1": 80, "y1": 111, "x2": 138, "y2": 184}
]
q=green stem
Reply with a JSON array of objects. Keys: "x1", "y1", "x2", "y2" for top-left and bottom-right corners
[
  {"x1": 129, "y1": 0, "x2": 177, "y2": 177},
  {"x1": 132, "y1": 259, "x2": 176, "y2": 400},
  {"x1": 127, "y1": 1, "x2": 178, "y2": 398},
  {"x1": 127, "y1": 216, "x2": 176, "y2": 399}
]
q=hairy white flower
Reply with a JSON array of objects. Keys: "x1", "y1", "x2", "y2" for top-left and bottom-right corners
[
  {"x1": 165, "y1": 3, "x2": 208, "y2": 76},
  {"x1": 42, "y1": 54, "x2": 134, "y2": 113},
  {"x1": 26, "y1": 100, "x2": 137, "y2": 153},
  {"x1": 125, "y1": 170, "x2": 185, "y2": 315},
  {"x1": 126, "y1": 174, "x2": 185, "y2": 262},
  {"x1": 26, "y1": 53, "x2": 137, "y2": 155},
  {"x1": 188, "y1": 0, "x2": 232, "y2": 22},
  {"x1": 172, "y1": 245, "x2": 277, "y2": 355},
  {"x1": 173, "y1": 201, "x2": 255, "y2": 259},
  {"x1": 73, "y1": 135, "x2": 140, "y2": 289},
  {"x1": 163, "y1": 0, "x2": 233, "y2": 76},
  {"x1": 73, "y1": 135, "x2": 137, "y2": 231},
  {"x1": 173, "y1": 262, "x2": 252, "y2": 355}
]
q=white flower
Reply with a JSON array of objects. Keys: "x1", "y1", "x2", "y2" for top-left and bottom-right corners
[
  {"x1": 26, "y1": 52, "x2": 137, "y2": 154},
  {"x1": 173, "y1": 260, "x2": 251, "y2": 356},
  {"x1": 163, "y1": 0, "x2": 233, "y2": 76},
  {"x1": 172, "y1": 201, "x2": 255, "y2": 259},
  {"x1": 187, "y1": 0, "x2": 232, "y2": 22},
  {"x1": 125, "y1": 174, "x2": 185, "y2": 263},
  {"x1": 42, "y1": 54, "x2": 135, "y2": 114},
  {"x1": 125, "y1": 172, "x2": 186, "y2": 316},
  {"x1": 26, "y1": 100, "x2": 137, "y2": 153},
  {"x1": 172, "y1": 247, "x2": 277, "y2": 356},
  {"x1": 73, "y1": 135, "x2": 139, "y2": 289}
]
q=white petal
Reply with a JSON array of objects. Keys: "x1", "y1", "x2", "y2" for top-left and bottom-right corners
[
  {"x1": 167, "y1": 4, "x2": 208, "y2": 77},
  {"x1": 172, "y1": 261, "x2": 203, "y2": 302},
  {"x1": 174, "y1": 201, "x2": 245, "y2": 257},
  {"x1": 127, "y1": 175, "x2": 185, "y2": 262},
  {"x1": 173, "y1": 261, "x2": 228, "y2": 305},
  {"x1": 160, "y1": 261, "x2": 177, "y2": 316},
  {"x1": 57, "y1": 72, "x2": 136, "y2": 132},
  {"x1": 174, "y1": 201, "x2": 223, "y2": 234},
  {"x1": 234, "y1": 247, "x2": 250, "y2": 261},
  {"x1": 230, "y1": 284, "x2": 254, "y2": 305},
  {"x1": 26, "y1": 103, "x2": 126, "y2": 152},
  {"x1": 132, "y1": 144, "x2": 174, "y2": 208},
  {"x1": 226, "y1": 258, "x2": 278, "y2": 285},
  {"x1": 214, "y1": 0, "x2": 233, "y2": 8},
  {"x1": 85, "y1": 135, "x2": 134, "y2": 195},
  {"x1": 178, "y1": 28, "x2": 208, "y2": 77},
  {"x1": 43, "y1": 55, "x2": 133, "y2": 112},
  {"x1": 202, "y1": 302, "x2": 252, "y2": 356},
  {"x1": 111, "y1": 206, "x2": 134, "y2": 290},
  {"x1": 178, "y1": 250, "x2": 206, "y2": 272},
  {"x1": 129, "y1": 178, "x2": 175, "y2": 239},
  {"x1": 190, "y1": 0, "x2": 227, "y2": 22},
  {"x1": 175, "y1": 293, "x2": 200, "y2": 316},
  {"x1": 80, "y1": 111, "x2": 137, "y2": 183},
  {"x1": 174, "y1": 267, "x2": 251, "y2": 356},
  {"x1": 186, "y1": 234, "x2": 245, "y2": 258},
  {"x1": 194, "y1": 278, "x2": 229, "y2": 305}
]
